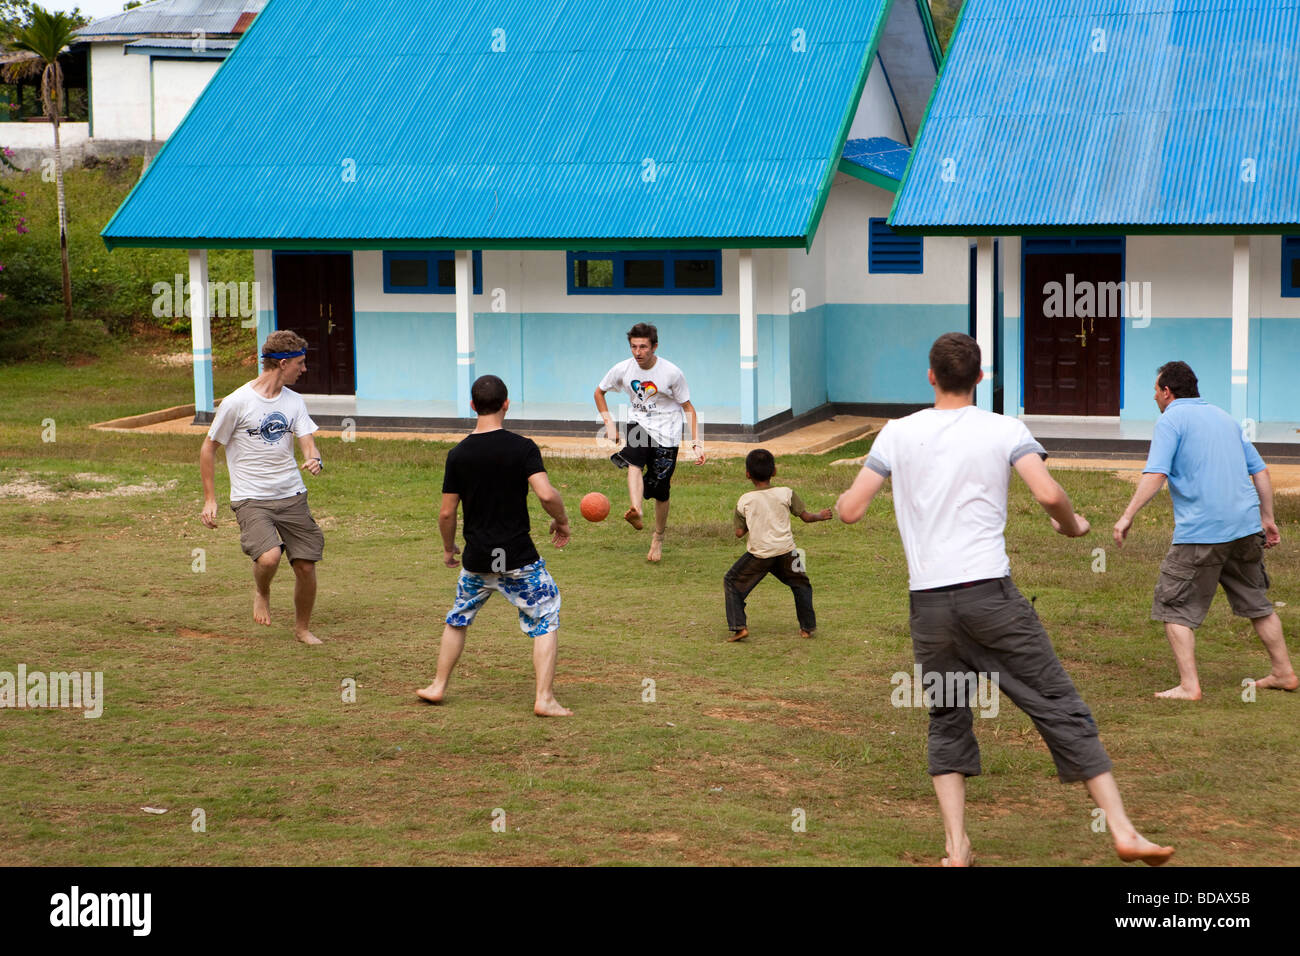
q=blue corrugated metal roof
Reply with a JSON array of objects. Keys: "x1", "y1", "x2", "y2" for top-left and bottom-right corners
[
  {"x1": 842, "y1": 137, "x2": 910, "y2": 181},
  {"x1": 890, "y1": 0, "x2": 1300, "y2": 232},
  {"x1": 104, "y1": 0, "x2": 897, "y2": 248}
]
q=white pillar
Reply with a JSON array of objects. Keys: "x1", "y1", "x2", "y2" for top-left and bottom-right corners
[
  {"x1": 738, "y1": 249, "x2": 758, "y2": 426},
  {"x1": 1231, "y1": 236, "x2": 1250, "y2": 423},
  {"x1": 455, "y1": 249, "x2": 475, "y2": 418},
  {"x1": 188, "y1": 249, "x2": 213, "y2": 418},
  {"x1": 253, "y1": 249, "x2": 274, "y2": 359},
  {"x1": 975, "y1": 236, "x2": 994, "y2": 411}
]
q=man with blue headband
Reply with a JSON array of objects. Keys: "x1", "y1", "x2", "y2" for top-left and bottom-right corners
[{"x1": 200, "y1": 330, "x2": 327, "y2": 645}]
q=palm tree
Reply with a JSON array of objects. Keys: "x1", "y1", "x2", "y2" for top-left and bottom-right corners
[{"x1": 10, "y1": 6, "x2": 77, "y2": 322}]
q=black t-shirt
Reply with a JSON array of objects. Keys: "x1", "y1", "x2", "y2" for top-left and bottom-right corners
[{"x1": 442, "y1": 429, "x2": 546, "y2": 573}]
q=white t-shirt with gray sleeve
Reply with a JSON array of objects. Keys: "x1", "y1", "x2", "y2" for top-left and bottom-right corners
[
  {"x1": 207, "y1": 383, "x2": 318, "y2": 502},
  {"x1": 864, "y1": 406, "x2": 1046, "y2": 591}
]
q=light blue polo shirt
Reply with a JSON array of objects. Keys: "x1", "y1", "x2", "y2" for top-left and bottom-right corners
[{"x1": 1143, "y1": 398, "x2": 1266, "y2": 544}]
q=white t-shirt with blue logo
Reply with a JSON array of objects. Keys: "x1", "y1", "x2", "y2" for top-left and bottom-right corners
[
  {"x1": 598, "y1": 356, "x2": 690, "y2": 447},
  {"x1": 208, "y1": 382, "x2": 318, "y2": 502}
]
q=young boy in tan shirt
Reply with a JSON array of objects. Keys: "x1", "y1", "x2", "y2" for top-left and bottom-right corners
[{"x1": 725, "y1": 449, "x2": 833, "y2": 641}]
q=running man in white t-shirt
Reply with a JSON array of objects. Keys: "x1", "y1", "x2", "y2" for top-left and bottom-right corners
[
  {"x1": 836, "y1": 332, "x2": 1173, "y2": 867},
  {"x1": 200, "y1": 330, "x2": 327, "y2": 645},
  {"x1": 595, "y1": 323, "x2": 706, "y2": 562}
]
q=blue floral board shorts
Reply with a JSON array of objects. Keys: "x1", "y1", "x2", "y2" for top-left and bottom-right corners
[{"x1": 445, "y1": 559, "x2": 561, "y2": 638}]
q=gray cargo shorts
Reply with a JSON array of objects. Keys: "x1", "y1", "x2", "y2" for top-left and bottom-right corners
[
  {"x1": 1151, "y1": 533, "x2": 1273, "y2": 629},
  {"x1": 908, "y1": 577, "x2": 1112, "y2": 783}
]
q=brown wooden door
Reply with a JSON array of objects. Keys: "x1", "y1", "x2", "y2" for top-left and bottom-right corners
[
  {"x1": 1024, "y1": 250, "x2": 1122, "y2": 415},
  {"x1": 272, "y1": 253, "x2": 355, "y2": 395}
]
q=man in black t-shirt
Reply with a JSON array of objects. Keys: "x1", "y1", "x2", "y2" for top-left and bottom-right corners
[{"x1": 417, "y1": 375, "x2": 574, "y2": 717}]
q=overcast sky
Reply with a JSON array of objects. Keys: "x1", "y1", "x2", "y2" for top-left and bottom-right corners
[{"x1": 45, "y1": 0, "x2": 138, "y2": 24}]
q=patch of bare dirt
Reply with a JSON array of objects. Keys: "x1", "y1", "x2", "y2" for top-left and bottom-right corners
[{"x1": 0, "y1": 472, "x2": 178, "y2": 502}]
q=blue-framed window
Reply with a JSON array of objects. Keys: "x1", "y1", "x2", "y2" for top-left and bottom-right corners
[
  {"x1": 868, "y1": 218, "x2": 923, "y2": 274},
  {"x1": 383, "y1": 251, "x2": 482, "y2": 294},
  {"x1": 567, "y1": 250, "x2": 722, "y2": 295},
  {"x1": 1283, "y1": 237, "x2": 1300, "y2": 297}
]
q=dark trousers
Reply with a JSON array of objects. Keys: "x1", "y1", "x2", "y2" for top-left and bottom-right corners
[
  {"x1": 723, "y1": 551, "x2": 815, "y2": 632},
  {"x1": 908, "y1": 577, "x2": 1112, "y2": 783}
]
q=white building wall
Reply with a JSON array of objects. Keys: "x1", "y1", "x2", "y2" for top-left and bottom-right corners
[
  {"x1": 822, "y1": 175, "x2": 968, "y2": 305},
  {"x1": 152, "y1": 59, "x2": 223, "y2": 139},
  {"x1": 1127, "y1": 236, "x2": 1234, "y2": 319},
  {"x1": 846, "y1": 55, "x2": 908, "y2": 145},
  {"x1": 89, "y1": 43, "x2": 152, "y2": 139},
  {"x1": 0, "y1": 122, "x2": 89, "y2": 150}
]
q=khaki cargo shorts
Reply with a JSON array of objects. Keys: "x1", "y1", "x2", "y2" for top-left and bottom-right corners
[
  {"x1": 1151, "y1": 532, "x2": 1273, "y2": 629},
  {"x1": 231, "y1": 493, "x2": 324, "y2": 563}
]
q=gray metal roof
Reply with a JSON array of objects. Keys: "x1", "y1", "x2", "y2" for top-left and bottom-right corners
[
  {"x1": 75, "y1": 0, "x2": 265, "y2": 38},
  {"x1": 124, "y1": 37, "x2": 238, "y2": 50}
]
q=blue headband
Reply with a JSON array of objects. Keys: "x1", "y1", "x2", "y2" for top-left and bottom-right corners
[{"x1": 263, "y1": 348, "x2": 306, "y2": 359}]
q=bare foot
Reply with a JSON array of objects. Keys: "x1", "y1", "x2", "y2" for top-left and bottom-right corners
[
  {"x1": 624, "y1": 507, "x2": 643, "y2": 530},
  {"x1": 295, "y1": 629, "x2": 322, "y2": 646},
  {"x1": 728, "y1": 627, "x2": 748, "y2": 642},
  {"x1": 253, "y1": 591, "x2": 272, "y2": 626},
  {"x1": 1154, "y1": 684, "x2": 1201, "y2": 700},
  {"x1": 799, "y1": 629, "x2": 814, "y2": 639},
  {"x1": 647, "y1": 531, "x2": 663, "y2": 563},
  {"x1": 1116, "y1": 835, "x2": 1175, "y2": 866},
  {"x1": 941, "y1": 837, "x2": 973, "y2": 867},
  {"x1": 416, "y1": 682, "x2": 445, "y2": 704},
  {"x1": 534, "y1": 697, "x2": 573, "y2": 717},
  {"x1": 1251, "y1": 672, "x2": 1300, "y2": 691}
]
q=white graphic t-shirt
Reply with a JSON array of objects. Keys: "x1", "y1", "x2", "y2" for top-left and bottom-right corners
[
  {"x1": 599, "y1": 356, "x2": 690, "y2": 447},
  {"x1": 207, "y1": 383, "x2": 318, "y2": 502},
  {"x1": 864, "y1": 406, "x2": 1046, "y2": 590}
]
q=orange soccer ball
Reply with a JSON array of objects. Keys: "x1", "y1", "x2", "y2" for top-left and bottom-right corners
[{"x1": 580, "y1": 492, "x2": 611, "y2": 522}]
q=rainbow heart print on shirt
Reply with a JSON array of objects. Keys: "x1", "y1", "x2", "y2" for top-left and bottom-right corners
[{"x1": 631, "y1": 380, "x2": 658, "y2": 402}]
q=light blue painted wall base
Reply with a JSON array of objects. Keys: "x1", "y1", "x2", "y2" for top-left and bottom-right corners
[
  {"x1": 352, "y1": 311, "x2": 796, "y2": 417},
  {"x1": 457, "y1": 353, "x2": 476, "y2": 418},
  {"x1": 1122, "y1": 317, "x2": 1230, "y2": 420},
  {"x1": 256, "y1": 309, "x2": 272, "y2": 359},
  {"x1": 1231, "y1": 372, "x2": 1247, "y2": 423},
  {"x1": 193, "y1": 350, "x2": 214, "y2": 413},
  {"x1": 740, "y1": 357, "x2": 758, "y2": 425},
  {"x1": 342, "y1": 305, "x2": 1300, "y2": 425},
  {"x1": 790, "y1": 305, "x2": 827, "y2": 415},
  {"x1": 825, "y1": 303, "x2": 968, "y2": 404}
]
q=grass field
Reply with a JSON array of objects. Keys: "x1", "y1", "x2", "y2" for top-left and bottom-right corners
[{"x1": 0, "y1": 345, "x2": 1296, "y2": 866}]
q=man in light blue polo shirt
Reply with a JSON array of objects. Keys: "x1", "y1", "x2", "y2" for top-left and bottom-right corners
[{"x1": 1114, "y1": 361, "x2": 1296, "y2": 700}]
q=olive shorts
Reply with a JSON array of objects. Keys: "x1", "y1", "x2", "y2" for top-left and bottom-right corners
[
  {"x1": 232, "y1": 492, "x2": 325, "y2": 563},
  {"x1": 1151, "y1": 532, "x2": 1273, "y2": 629}
]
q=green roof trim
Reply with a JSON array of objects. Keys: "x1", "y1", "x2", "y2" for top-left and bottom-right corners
[
  {"x1": 836, "y1": 158, "x2": 900, "y2": 193},
  {"x1": 915, "y1": 0, "x2": 943, "y2": 69},
  {"x1": 101, "y1": 235, "x2": 809, "y2": 252},
  {"x1": 886, "y1": 223, "x2": 1300, "y2": 237}
]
